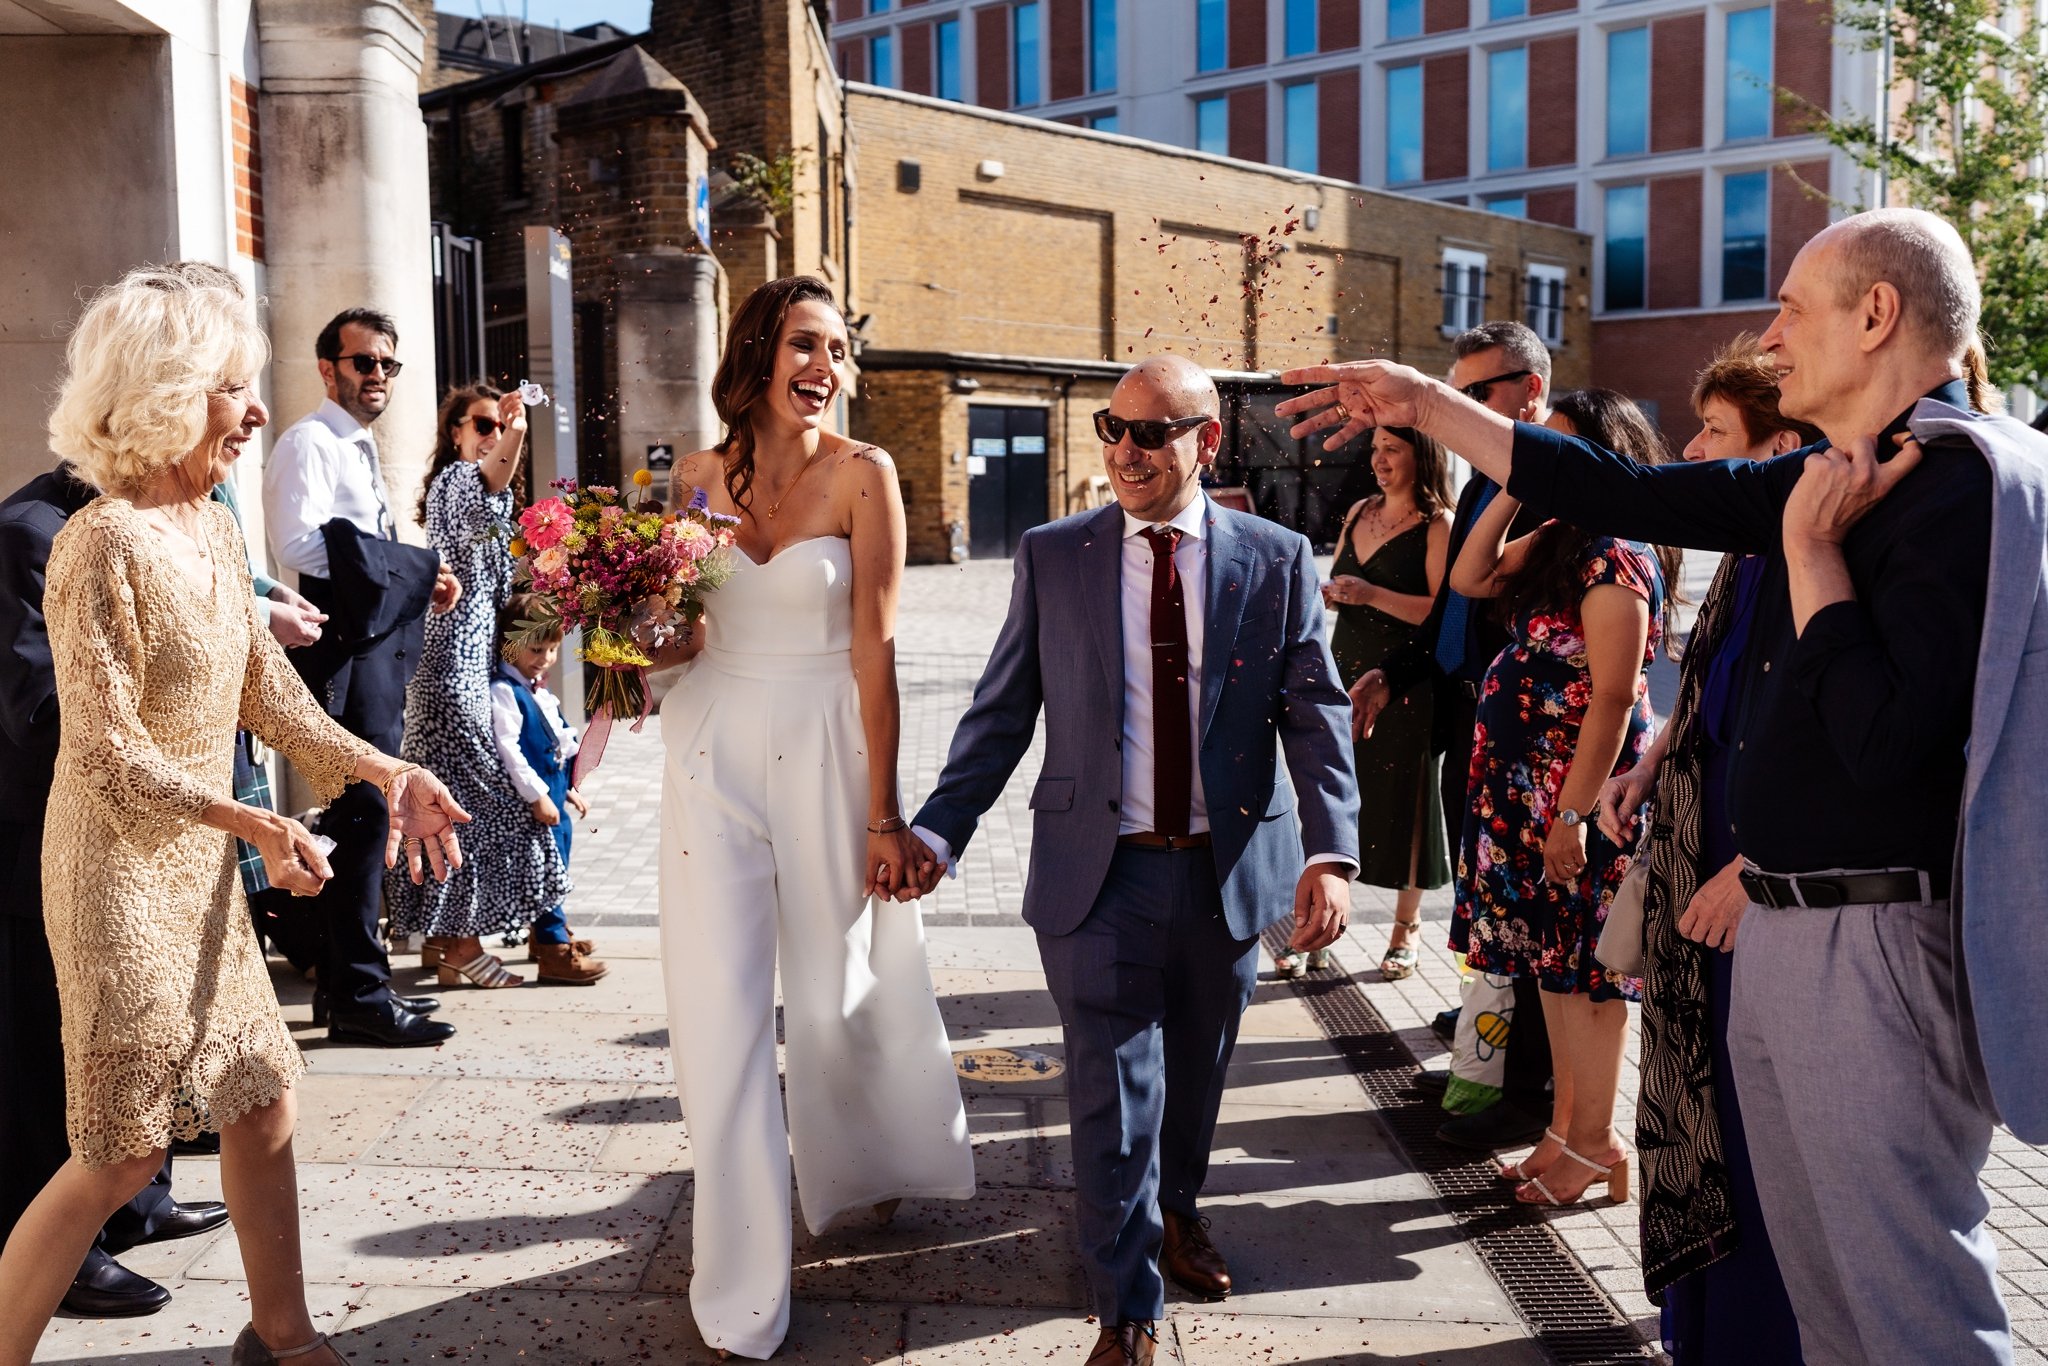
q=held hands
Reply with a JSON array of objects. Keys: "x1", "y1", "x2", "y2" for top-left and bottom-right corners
[
  {"x1": 1595, "y1": 765, "x2": 1657, "y2": 846},
  {"x1": 530, "y1": 794, "x2": 561, "y2": 827},
  {"x1": 1349, "y1": 669, "x2": 1392, "y2": 741},
  {"x1": 1543, "y1": 817, "x2": 1588, "y2": 887},
  {"x1": 265, "y1": 584, "x2": 328, "y2": 649},
  {"x1": 1274, "y1": 361, "x2": 1437, "y2": 452},
  {"x1": 1290, "y1": 861, "x2": 1354, "y2": 953},
  {"x1": 866, "y1": 826, "x2": 939, "y2": 903},
  {"x1": 1678, "y1": 857, "x2": 1749, "y2": 952},
  {"x1": 1320, "y1": 575, "x2": 1374, "y2": 609},
  {"x1": 1783, "y1": 433, "x2": 1923, "y2": 547},
  {"x1": 383, "y1": 765, "x2": 473, "y2": 884}
]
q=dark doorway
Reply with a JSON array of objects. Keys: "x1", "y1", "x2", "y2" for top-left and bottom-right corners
[{"x1": 967, "y1": 405, "x2": 1050, "y2": 558}]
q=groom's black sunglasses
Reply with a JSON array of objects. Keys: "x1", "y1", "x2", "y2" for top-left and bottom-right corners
[{"x1": 1093, "y1": 410, "x2": 1214, "y2": 449}]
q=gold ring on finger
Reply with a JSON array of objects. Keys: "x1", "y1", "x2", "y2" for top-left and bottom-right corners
[{"x1": 1332, "y1": 403, "x2": 1350, "y2": 424}]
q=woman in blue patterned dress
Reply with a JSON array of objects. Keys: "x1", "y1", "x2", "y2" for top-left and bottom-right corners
[
  {"x1": 385, "y1": 384, "x2": 568, "y2": 989},
  {"x1": 1447, "y1": 389, "x2": 1673, "y2": 1209}
]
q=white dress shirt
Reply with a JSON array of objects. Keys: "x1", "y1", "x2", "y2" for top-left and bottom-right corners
[
  {"x1": 1117, "y1": 497, "x2": 1211, "y2": 835},
  {"x1": 490, "y1": 674, "x2": 581, "y2": 803},
  {"x1": 262, "y1": 398, "x2": 396, "y2": 579}
]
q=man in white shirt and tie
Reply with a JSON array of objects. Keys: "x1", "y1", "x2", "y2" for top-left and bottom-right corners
[
  {"x1": 911, "y1": 355, "x2": 1359, "y2": 1365},
  {"x1": 264, "y1": 308, "x2": 457, "y2": 1048}
]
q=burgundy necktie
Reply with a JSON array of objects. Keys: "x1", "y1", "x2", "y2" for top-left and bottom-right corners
[{"x1": 1140, "y1": 526, "x2": 1191, "y2": 836}]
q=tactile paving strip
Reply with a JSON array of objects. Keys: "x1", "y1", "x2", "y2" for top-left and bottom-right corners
[{"x1": 1262, "y1": 926, "x2": 1657, "y2": 1365}]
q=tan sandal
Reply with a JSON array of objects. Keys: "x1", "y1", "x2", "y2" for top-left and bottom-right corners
[
  {"x1": 421, "y1": 936, "x2": 454, "y2": 969},
  {"x1": 1499, "y1": 1128, "x2": 1565, "y2": 1182},
  {"x1": 1516, "y1": 1139, "x2": 1630, "y2": 1206},
  {"x1": 438, "y1": 951, "x2": 526, "y2": 988},
  {"x1": 232, "y1": 1325, "x2": 344, "y2": 1364}
]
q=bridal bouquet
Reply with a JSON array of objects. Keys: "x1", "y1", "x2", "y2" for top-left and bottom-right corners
[{"x1": 508, "y1": 473, "x2": 740, "y2": 776}]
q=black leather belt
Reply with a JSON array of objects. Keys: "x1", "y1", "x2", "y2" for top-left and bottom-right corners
[
  {"x1": 1739, "y1": 868, "x2": 1947, "y2": 909},
  {"x1": 1118, "y1": 831, "x2": 1211, "y2": 850}
]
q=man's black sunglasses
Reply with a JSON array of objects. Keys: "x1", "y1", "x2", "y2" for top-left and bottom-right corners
[
  {"x1": 1459, "y1": 369, "x2": 1532, "y2": 402},
  {"x1": 339, "y1": 354, "x2": 403, "y2": 378},
  {"x1": 1093, "y1": 409, "x2": 1213, "y2": 449}
]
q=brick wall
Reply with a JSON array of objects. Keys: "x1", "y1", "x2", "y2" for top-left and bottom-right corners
[
  {"x1": 649, "y1": 0, "x2": 768, "y2": 170},
  {"x1": 853, "y1": 370, "x2": 956, "y2": 562},
  {"x1": 1770, "y1": 159, "x2": 1830, "y2": 291},
  {"x1": 1319, "y1": 68, "x2": 1359, "y2": 182},
  {"x1": 1425, "y1": 0, "x2": 1466, "y2": 33},
  {"x1": 1647, "y1": 172, "x2": 1702, "y2": 310},
  {"x1": 1649, "y1": 12, "x2": 1704, "y2": 153},
  {"x1": 1228, "y1": 84, "x2": 1266, "y2": 162},
  {"x1": 902, "y1": 20, "x2": 933, "y2": 94},
  {"x1": 1530, "y1": 0, "x2": 1575, "y2": 12},
  {"x1": 976, "y1": 4, "x2": 1009, "y2": 107},
  {"x1": 1527, "y1": 34, "x2": 1576, "y2": 167},
  {"x1": 1049, "y1": 0, "x2": 1084, "y2": 102},
  {"x1": 1527, "y1": 184, "x2": 1576, "y2": 227},
  {"x1": 1230, "y1": 0, "x2": 1266, "y2": 68},
  {"x1": 229, "y1": 77, "x2": 264, "y2": 262},
  {"x1": 1593, "y1": 307, "x2": 1776, "y2": 447},
  {"x1": 1319, "y1": 0, "x2": 1359, "y2": 51},
  {"x1": 838, "y1": 38, "x2": 866, "y2": 80},
  {"x1": 1422, "y1": 52, "x2": 1468, "y2": 182},
  {"x1": 1774, "y1": 0, "x2": 1832, "y2": 135}
]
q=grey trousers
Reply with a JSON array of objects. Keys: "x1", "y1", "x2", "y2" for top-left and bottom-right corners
[{"x1": 1728, "y1": 897, "x2": 2013, "y2": 1366}]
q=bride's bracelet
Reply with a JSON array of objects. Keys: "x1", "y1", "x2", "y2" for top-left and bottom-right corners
[{"x1": 867, "y1": 816, "x2": 908, "y2": 835}]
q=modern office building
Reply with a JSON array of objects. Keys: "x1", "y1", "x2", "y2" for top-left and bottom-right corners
[{"x1": 826, "y1": 0, "x2": 1873, "y2": 433}]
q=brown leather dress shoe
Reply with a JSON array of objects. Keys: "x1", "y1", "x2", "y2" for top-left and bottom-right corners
[
  {"x1": 1161, "y1": 1209, "x2": 1232, "y2": 1299},
  {"x1": 1085, "y1": 1321, "x2": 1156, "y2": 1365}
]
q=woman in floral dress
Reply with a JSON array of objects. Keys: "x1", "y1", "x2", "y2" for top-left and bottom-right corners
[
  {"x1": 1447, "y1": 388, "x2": 1671, "y2": 1209},
  {"x1": 385, "y1": 384, "x2": 572, "y2": 989}
]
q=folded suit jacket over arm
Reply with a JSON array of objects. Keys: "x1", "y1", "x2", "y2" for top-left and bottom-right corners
[{"x1": 914, "y1": 499, "x2": 1359, "y2": 940}]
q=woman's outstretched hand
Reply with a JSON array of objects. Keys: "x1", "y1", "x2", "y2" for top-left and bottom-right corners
[{"x1": 384, "y1": 765, "x2": 473, "y2": 884}]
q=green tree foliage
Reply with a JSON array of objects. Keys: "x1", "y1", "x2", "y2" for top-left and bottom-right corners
[{"x1": 1799, "y1": 1, "x2": 2048, "y2": 389}]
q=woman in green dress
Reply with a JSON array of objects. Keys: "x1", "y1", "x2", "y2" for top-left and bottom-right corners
[{"x1": 1283, "y1": 426, "x2": 1453, "y2": 979}]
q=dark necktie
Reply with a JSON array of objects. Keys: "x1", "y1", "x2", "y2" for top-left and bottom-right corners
[
  {"x1": 1141, "y1": 526, "x2": 1191, "y2": 837},
  {"x1": 1434, "y1": 478, "x2": 1500, "y2": 676}
]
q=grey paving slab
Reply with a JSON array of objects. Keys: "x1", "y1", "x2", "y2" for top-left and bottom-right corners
[{"x1": 1173, "y1": 1310, "x2": 1547, "y2": 1365}]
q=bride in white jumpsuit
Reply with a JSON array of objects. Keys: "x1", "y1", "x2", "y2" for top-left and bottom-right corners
[{"x1": 654, "y1": 279, "x2": 974, "y2": 1360}]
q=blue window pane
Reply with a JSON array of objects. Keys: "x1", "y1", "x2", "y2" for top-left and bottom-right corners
[
  {"x1": 1489, "y1": 0, "x2": 1526, "y2": 18},
  {"x1": 1487, "y1": 196, "x2": 1527, "y2": 218},
  {"x1": 1014, "y1": 2, "x2": 1040, "y2": 105},
  {"x1": 1388, "y1": 0, "x2": 1422, "y2": 39},
  {"x1": 1090, "y1": 112, "x2": 1120, "y2": 132},
  {"x1": 1285, "y1": 0, "x2": 1316, "y2": 57},
  {"x1": 869, "y1": 0, "x2": 891, "y2": 11},
  {"x1": 1196, "y1": 96, "x2": 1228, "y2": 155},
  {"x1": 1090, "y1": 0, "x2": 1116, "y2": 92},
  {"x1": 1487, "y1": 47, "x2": 1527, "y2": 172},
  {"x1": 1284, "y1": 83, "x2": 1317, "y2": 171},
  {"x1": 1723, "y1": 170, "x2": 1770, "y2": 300},
  {"x1": 1607, "y1": 27, "x2": 1648, "y2": 157},
  {"x1": 1197, "y1": 0, "x2": 1226, "y2": 72},
  {"x1": 870, "y1": 33, "x2": 894, "y2": 88},
  {"x1": 1387, "y1": 64, "x2": 1422, "y2": 182},
  {"x1": 936, "y1": 19, "x2": 960, "y2": 99},
  {"x1": 1726, "y1": 7, "x2": 1774, "y2": 141},
  {"x1": 1605, "y1": 183, "x2": 1648, "y2": 311}
]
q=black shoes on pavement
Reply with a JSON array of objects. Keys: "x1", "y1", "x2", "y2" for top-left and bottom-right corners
[
  {"x1": 124, "y1": 1200, "x2": 230, "y2": 1249},
  {"x1": 64, "y1": 1202, "x2": 230, "y2": 1318},
  {"x1": 326, "y1": 996, "x2": 455, "y2": 1047}
]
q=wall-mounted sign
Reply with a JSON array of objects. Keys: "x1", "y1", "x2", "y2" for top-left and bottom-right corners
[{"x1": 692, "y1": 174, "x2": 712, "y2": 249}]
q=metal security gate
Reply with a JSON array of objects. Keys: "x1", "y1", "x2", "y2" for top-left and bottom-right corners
[
  {"x1": 430, "y1": 222, "x2": 486, "y2": 393},
  {"x1": 967, "y1": 405, "x2": 1049, "y2": 558}
]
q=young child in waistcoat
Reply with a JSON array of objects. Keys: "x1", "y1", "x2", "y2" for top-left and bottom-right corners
[{"x1": 495, "y1": 592, "x2": 607, "y2": 985}]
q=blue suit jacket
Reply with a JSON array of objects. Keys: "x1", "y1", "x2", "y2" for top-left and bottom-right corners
[
  {"x1": 1907, "y1": 400, "x2": 2048, "y2": 1143},
  {"x1": 913, "y1": 498, "x2": 1360, "y2": 940}
]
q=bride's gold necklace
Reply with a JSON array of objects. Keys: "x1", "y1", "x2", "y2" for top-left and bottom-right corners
[{"x1": 760, "y1": 453, "x2": 820, "y2": 520}]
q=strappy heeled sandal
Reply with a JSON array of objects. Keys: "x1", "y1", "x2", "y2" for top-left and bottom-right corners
[
  {"x1": 232, "y1": 1325, "x2": 343, "y2": 1365},
  {"x1": 1272, "y1": 947, "x2": 1308, "y2": 980},
  {"x1": 421, "y1": 936, "x2": 452, "y2": 969},
  {"x1": 1379, "y1": 917, "x2": 1422, "y2": 981},
  {"x1": 1516, "y1": 1139, "x2": 1630, "y2": 1206},
  {"x1": 437, "y1": 951, "x2": 527, "y2": 989},
  {"x1": 1499, "y1": 1128, "x2": 1565, "y2": 1182}
]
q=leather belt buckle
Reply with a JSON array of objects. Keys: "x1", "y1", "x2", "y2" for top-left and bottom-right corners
[{"x1": 1738, "y1": 870, "x2": 1780, "y2": 909}]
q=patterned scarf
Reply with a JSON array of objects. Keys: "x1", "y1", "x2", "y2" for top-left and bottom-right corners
[{"x1": 1635, "y1": 551, "x2": 1743, "y2": 1296}]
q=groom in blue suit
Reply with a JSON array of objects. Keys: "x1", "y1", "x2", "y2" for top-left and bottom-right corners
[{"x1": 911, "y1": 354, "x2": 1359, "y2": 1365}]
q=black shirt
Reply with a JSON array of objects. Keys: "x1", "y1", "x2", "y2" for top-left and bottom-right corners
[{"x1": 1506, "y1": 380, "x2": 1990, "y2": 881}]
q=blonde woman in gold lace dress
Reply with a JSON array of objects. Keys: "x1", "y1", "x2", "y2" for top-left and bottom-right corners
[{"x1": 0, "y1": 264, "x2": 470, "y2": 1366}]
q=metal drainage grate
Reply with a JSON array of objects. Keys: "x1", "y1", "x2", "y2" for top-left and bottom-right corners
[{"x1": 1261, "y1": 926, "x2": 1656, "y2": 1366}]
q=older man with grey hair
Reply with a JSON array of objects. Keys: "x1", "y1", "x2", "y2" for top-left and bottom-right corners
[{"x1": 1277, "y1": 207, "x2": 2042, "y2": 1363}]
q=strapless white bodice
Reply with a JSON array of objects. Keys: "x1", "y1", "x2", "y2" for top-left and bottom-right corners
[{"x1": 700, "y1": 537, "x2": 853, "y2": 661}]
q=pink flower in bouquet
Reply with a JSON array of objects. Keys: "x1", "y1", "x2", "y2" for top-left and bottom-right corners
[
  {"x1": 520, "y1": 498, "x2": 573, "y2": 550},
  {"x1": 533, "y1": 545, "x2": 569, "y2": 578},
  {"x1": 675, "y1": 520, "x2": 715, "y2": 560}
]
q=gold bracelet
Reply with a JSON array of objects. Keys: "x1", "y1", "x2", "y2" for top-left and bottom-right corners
[
  {"x1": 867, "y1": 816, "x2": 907, "y2": 834},
  {"x1": 377, "y1": 762, "x2": 420, "y2": 801}
]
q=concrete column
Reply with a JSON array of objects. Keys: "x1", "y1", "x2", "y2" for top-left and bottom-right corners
[
  {"x1": 615, "y1": 252, "x2": 725, "y2": 479},
  {"x1": 255, "y1": 0, "x2": 438, "y2": 534}
]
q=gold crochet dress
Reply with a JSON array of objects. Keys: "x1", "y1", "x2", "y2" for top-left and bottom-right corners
[{"x1": 42, "y1": 498, "x2": 374, "y2": 1167}]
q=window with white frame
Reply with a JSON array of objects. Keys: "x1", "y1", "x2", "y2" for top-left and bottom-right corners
[
  {"x1": 1441, "y1": 247, "x2": 1489, "y2": 334},
  {"x1": 1525, "y1": 262, "x2": 1567, "y2": 346}
]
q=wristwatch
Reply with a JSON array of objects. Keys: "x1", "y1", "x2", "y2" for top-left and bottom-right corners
[{"x1": 1558, "y1": 808, "x2": 1586, "y2": 828}]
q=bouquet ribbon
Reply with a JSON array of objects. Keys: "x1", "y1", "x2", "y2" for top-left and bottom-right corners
[{"x1": 572, "y1": 665, "x2": 653, "y2": 785}]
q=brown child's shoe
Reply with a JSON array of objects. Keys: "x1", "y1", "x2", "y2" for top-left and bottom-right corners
[
  {"x1": 533, "y1": 941, "x2": 609, "y2": 985},
  {"x1": 528, "y1": 935, "x2": 595, "y2": 961}
]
